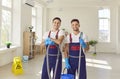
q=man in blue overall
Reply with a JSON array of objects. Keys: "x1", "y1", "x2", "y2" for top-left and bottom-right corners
[
  {"x1": 64, "y1": 19, "x2": 89, "y2": 79},
  {"x1": 41, "y1": 17, "x2": 65, "y2": 79}
]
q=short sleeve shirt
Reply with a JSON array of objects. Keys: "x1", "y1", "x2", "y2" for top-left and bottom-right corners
[
  {"x1": 43, "y1": 30, "x2": 65, "y2": 51},
  {"x1": 43, "y1": 30, "x2": 65, "y2": 40},
  {"x1": 65, "y1": 32, "x2": 88, "y2": 43}
]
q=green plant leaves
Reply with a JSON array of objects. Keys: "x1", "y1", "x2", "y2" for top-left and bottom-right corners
[
  {"x1": 5, "y1": 41, "x2": 12, "y2": 45},
  {"x1": 89, "y1": 40, "x2": 98, "y2": 46}
]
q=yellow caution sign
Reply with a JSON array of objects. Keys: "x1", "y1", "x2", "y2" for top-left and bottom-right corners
[{"x1": 12, "y1": 57, "x2": 24, "y2": 75}]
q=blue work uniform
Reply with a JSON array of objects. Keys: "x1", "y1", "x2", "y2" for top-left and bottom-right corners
[
  {"x1": 41, "y1": 30, "x2": 62, "y2": 79},
  {"x1": 67, "y1": 33, "x2": 87, "y2": 79}
]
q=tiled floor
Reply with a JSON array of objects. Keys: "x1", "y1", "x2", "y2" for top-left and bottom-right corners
[{"x1": 0, "y1": 53, "x2": 120, "y2": 79}]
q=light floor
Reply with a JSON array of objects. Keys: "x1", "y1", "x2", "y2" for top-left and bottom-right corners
[{"x1": 0, "y1": 53, "x2": 120, "y2": 79}]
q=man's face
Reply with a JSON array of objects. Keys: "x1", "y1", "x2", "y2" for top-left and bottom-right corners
[
  {"x1": 52, "y1": 19, "x2": 61, "y2": 30},
  {"x1": 71, "y1": 21, "x2": 80, "y2": 31}
]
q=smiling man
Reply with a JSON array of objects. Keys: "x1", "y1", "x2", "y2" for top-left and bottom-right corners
[
  {"x1": 41, "y1": 17, "x2": 64, "y2": 79},
  {"x1": 64, "y1": 19, "x2": 89, "y2": 79}
]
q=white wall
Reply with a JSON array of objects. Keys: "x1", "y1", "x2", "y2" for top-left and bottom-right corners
[
  {"x1": 12, "y1": 0, "x2": 21, "y2": 46},
  {"x1": 0, "y1": 0, "x2": 32, "y2": 67},
  {"x1": 1, "y1": 0, "x2": 120, "y2": 67},
  {"x1": 97, "y1": 6, "x2": 117, "y2": 53},
  {"x1": 48, "y1": 7, "x2": 98, "y2": 39},
  {"x1": 119, "y1": 7, "x2": 120, "y2": 47},
  {"x1": 0, "y1": 46, "x2": 22, "y2": 66},
  {"x1": 47, "y1": 6, "x2": 117, "y2": 53},
  {"x1": 0, "y1": 0, "x2": 48, "y2": 66},
  {"x1": 116, "y1": 6, "x2": 120, "y2": 54}
]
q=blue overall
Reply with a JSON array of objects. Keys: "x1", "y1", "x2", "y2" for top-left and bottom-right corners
[
  {"x1": 41, "y1": 30, "x2": 62, "y2": 79},
  {"x1": 67, "y1": 34, "x2": 87, "y2": 79}
]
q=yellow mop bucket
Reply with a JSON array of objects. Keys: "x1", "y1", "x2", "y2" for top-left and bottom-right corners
[{"x1": 12, "y1": 57, "x2": 24, "y2": 75}]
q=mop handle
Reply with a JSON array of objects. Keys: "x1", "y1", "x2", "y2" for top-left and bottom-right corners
[
  {"x1": 53, "y1": 45, "x2": 60, "y2": 79},
  {"x1": 62, "y1": 68, "x2": 73, "y2": 74},
  {"x1": 78, "y1": 46, "x2": 82, "y2": 79},
  {"x1": 78, "y1": 32, "x2": 83, "y2": 79},
  {"x1": 62, "y1": 68, "x2": 67, "y2": 74},
  {"x1": 46, "y1": 45, "x2": 51, "y2": 79},
  {"x1": 46, "y1": 44, "x2": 60, "y2": 79}
]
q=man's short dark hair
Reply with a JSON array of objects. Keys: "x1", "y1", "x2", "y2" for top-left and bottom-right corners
[
  {"x1": 52, "y1": 17, "x2": 61, "y2": 22},
  {"x1": 71, "y1": 19, "x2": 79, "y2": 24}
]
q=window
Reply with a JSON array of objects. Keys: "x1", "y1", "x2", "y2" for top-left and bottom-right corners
[
  {"x1": 32, "y1": 7, "x2": 37, "y2": 32},
  {"x1": 98, "y1": 8, "x2": 110, "y2": 42},
  {"x1": 31, "y1": 6, "x2": 43, "y2": 43},
  {"x1": 2, "y1": 0, "x2": 12, "y2": 8},
  {"x1": 0, "y1": 0, "x2": 12, "y2": 46}
]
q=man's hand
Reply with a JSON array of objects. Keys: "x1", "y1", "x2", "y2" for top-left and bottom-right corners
[
  {"x1": 45, "y1": 38, "x2": 55, "y2": 45},
  {"x1": 80, "y1": 38, "x2": 87, "y2": 48},
  {"x1": 65, "y1": 58, "x2": 71, "y2": 69}
]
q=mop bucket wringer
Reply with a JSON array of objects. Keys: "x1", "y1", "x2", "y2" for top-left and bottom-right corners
[{"x1": 61, "y1": 68, "x2": 74, "y2": 79}]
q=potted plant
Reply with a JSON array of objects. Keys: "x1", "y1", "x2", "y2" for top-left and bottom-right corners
[
  {"x1": 89, "y1": 40, "x2": 98, "y2": 46},
  {"x1": 5, "y1": 42, "x2": 12, "y2": 48},
  {"x1": 89, "y1": 40, "x2": 98, "y2": 55}
]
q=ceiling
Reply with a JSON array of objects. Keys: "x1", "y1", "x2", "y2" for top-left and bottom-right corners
[{"x1": 36, "y1": 0, "x2": 120, "y2": 8}]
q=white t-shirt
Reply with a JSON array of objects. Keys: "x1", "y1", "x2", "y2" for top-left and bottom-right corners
[
  {"x1": 43, "y1": 30, "x2": 65, "y2": 51},
  {"x1": 43, "y1": 30, "x2": 65, "y2": 40},
  {"x1": 65, "y1": 32, "x2": 88, "y2": 43}
]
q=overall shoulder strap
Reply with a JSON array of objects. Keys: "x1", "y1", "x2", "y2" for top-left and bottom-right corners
[
  {"x1": 48, "y1": 31, "x2": 51, "y2": 38},
  {"x1": 79, "y1": 32, "x2": 83, "y2": 39},
  {"x1": 69, "y1": 33, "x2": 72, "y2": 43},
  {"x1": 56, "y1": 30, "x2": 59, "y2": 39}
]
